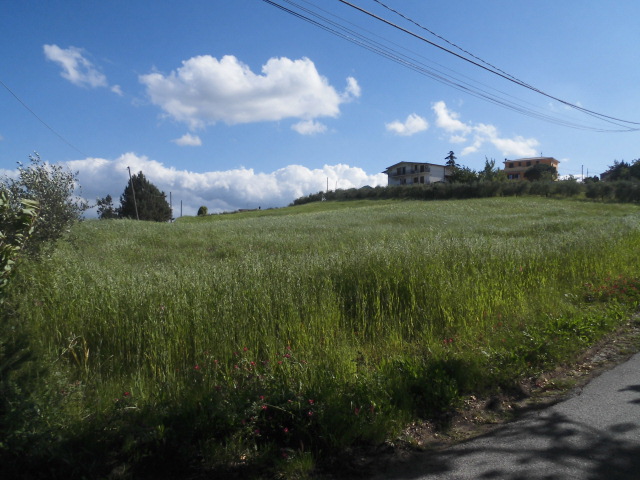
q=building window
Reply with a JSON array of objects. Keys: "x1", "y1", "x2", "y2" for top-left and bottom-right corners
[
  {"x1": 509, "y1": 163, "x2": 514, "y2": 168},
  {"x1": 420, "y1": 176, "x2": 424, "y2": 183},
  {"x1": 526, "y1": 161, "x2": 531, "y2": 166}
]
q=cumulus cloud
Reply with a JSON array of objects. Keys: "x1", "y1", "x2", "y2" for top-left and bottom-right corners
[
  {"x1": 432, "y1": 101, "x2": 539, "y2": 157},
  {"x1": 385, "y1": 113, "x2": 429, "y2": 136},
  {"x1": 64, "y1": 153, "x2": 387, "y2": 217},
  {"x1": 172, "y1": 133, "x2": 202, "y2": 146},
  {"x1": 43, "y1": 44, "x2": 108, "y2": 88},
  {"x1": 292, "y1": 120, "x2": 328, "y2": 135},
  {"x1": 139, "y1": 55, "x2": 360, "y2": 130}
]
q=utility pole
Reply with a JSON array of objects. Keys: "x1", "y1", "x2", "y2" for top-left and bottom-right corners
[{"x1": 127, "y1": 166, "x2": 140, "y2": 220}]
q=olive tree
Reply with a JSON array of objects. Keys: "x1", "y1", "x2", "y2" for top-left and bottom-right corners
[{"x1": 1, "y1": 153, "x2": 88, "y2": 256}]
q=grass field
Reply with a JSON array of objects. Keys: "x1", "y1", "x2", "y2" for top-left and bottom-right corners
[{"x1": 4, "y1": 197, "x2": 640, "y2": 478}]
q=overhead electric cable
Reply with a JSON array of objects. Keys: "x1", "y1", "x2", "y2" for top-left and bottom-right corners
[
  {"x1": 336, "y1": 0, "x2": 640, "y2": 128},
  {"x1": 0, "y1": 78, "x2": 90, "y2": 157},
  {"x1": 371, "y1": 0, "x2": 534, "y2": 89},
  {"x1": 284, "y1": 0, "x2": 625, "y2": 132},
  {"x1": 260, "y1": 0, "x2": 638, "y2": 132}
]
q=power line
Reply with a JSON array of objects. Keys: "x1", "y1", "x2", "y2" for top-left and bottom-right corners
[
  {"x1": 0, "y1": 78, "x2": 90, "y2": 157},
  {"x1": 273, "y1": 0, "x2": 622, "y2": 132},
  {"x1": 260, "y1": 0, "x2": 639, "y2": 132},
  {"x1": 336, "y1": 0, "x2": 640, "y2": 128}
]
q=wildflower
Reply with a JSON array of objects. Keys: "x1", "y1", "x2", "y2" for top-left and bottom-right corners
[
  {"x1": 354, "y1": 407, "x2": 360, "y2": 416},
  {"x1": 259, "y1": 395, "x2": 265, "y2": 400},
  {"x1": 194, "y1": 364, "x2": 201, "y2": 370},
  {"x1": 283, "y1": 427, "x2": 289, "y2": 433},
  {"x1": 308, "y1": 399, "x2": 315, "y2": 405},
  {"x1": 307, "y1": 411, "x2": 313, "y2": 417},
  {"x1": 254, "y1": 429, "x2": 260, "y2": 436},
  {"x1": 261, "y1": 405, "x2": 268, "y2": 410},
  {"x1": 123, "y1": 391, "x2": 131, "y2": 397},
  {"x1": 243, "y1": 347, "x2": 249, "y2": 352}
]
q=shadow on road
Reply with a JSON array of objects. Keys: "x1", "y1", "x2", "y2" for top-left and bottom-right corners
[
  {"x1": 620, "y1": 384, "x2": 640, "y2": 404},
  {"x1": 374, "y1": 410, "x2": 640, "y2": 480}
]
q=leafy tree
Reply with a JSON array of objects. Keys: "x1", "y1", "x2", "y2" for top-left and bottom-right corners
[
  {"x1": 197, "y1": 206, "x2": 208, "y2": 216},
  {"x1": 600, "y1": 160, "x2": 631, "y2": 181},
  {"x1": 1, "y1": 153, "x2": 88, "y2": 256},
  {"x1": 118, "y1": 171, "x2": 171, "y2": 222},
  {"x1": 96, "y1": 194, "x2": 118, "y2": 219},
  {"x1": 478, "y1": 157, "x2": 505, "y2": 182},
  {"x1": 0, "y1": 191, "x2": 38, "y2": 304},
  {"x1": 524, "y1": 163, "x2": 557, "y2": 182},
  {"x1": 447, "y1": 165, "x2": 478, "y2": 184}
]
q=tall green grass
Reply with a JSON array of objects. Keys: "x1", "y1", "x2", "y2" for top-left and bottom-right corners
[{"x1": 5, "y1": 197, "x2": 640, "y2": 477}]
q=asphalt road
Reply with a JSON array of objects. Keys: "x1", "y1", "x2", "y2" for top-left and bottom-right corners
[{"x1": 372, "y1": 352, "x2": 640, "y2": 480}]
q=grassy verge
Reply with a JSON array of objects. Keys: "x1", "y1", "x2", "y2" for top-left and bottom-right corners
[{"x1": 2, "y1": 197, "x2": 640, "y2": 478}]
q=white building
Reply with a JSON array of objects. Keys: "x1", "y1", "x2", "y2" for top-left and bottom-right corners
[{"x1": 383, "y1": 162, "x2": 451, "y2": 186}]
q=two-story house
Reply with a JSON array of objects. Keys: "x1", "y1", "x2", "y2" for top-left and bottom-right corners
[
  {"x1": 503, "y1": 156, "x2": 559, "y2": 180},
  {"x1": 384, "y1": 162, "x2": 451, "y2": 186}
]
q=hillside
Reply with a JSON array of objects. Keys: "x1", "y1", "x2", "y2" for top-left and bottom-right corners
[{"x1": 3, "y1": 197, "x2": 640, "y2": 479}]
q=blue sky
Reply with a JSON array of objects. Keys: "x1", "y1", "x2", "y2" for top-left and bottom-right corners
[{"x1": 2, "y1": 0, "x2": 639, "y2": 215}]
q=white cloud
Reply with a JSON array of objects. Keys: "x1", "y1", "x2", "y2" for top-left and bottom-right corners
[
  {"x1": 432, "y1": 101, "x2": 539, "y2": 157},
  {"x1": 432, "y1": 101, "x2": 471, "y2": 134},
  {"x1": 64, "y1": 153, "x2": 387, "y2": 217},
  {"x1": 292, "y1": 120, "x2": 328, "y2": 135},
  {"x1": 343, "y1": 77, "x2": 361, "y2": 99},
  {"x1": 111, "y1": 85, "x2": 123, "y2": 96},
  {"x1": 139, "y1": 55, "x2": 359, "y2": 129},
  {"x1": 43, "y1": 44, "x2": 108, "y2": 88},
  {"x1": 385, "y1": 113, "x2": 429, "y2": 136},
  {"x1": 172, "y1": 133, "x2": 202, "y2": 146}
]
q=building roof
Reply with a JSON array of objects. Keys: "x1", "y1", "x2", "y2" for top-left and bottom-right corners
[
  {"x1": 503, "y1": 156, "x2": 559, "y2": 164},
  {"x1": 384, "y1": 161, "x2": 449, "y2": 172}
]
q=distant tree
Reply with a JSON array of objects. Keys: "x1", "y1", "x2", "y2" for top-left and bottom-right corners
[
  {"x1": 628, "y1": 159, "x2": 640, "y2": 180},
  {"x1": 478, "y1": 157, "x2": 505, "y2": 182},
  {"x1": 118, "y1": 172, "x2": 171, "y2": 222},
  {"x1": 197, "y1": 206, "x2": 208, "y2": 216},
  {"x1": 448, "y1": 165, "x2": 478, "y2": 184},
  {"x1": 445, "y1": 151, "x2": 458, "y2": 168},
  {"x1": 1, "y1": 153, "x2": 88, "y2": 256},
  {"x1": 96, "y1": 194, "x2": 117, "y2": 219},
  {"x1": 524, "y1": 163, "x2": 557, "y2": 182},
  {"x1": 600, "y1": 160, "x2": 631, "y2": 181}
]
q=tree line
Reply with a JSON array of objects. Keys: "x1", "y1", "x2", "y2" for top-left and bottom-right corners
[{"x1": 293, "y1": 156, "x2": 640, "y2": 206}]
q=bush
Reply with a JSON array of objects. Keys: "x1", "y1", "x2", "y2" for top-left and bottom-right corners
[
  {"x1": 1, "y1": 153, "x2": 87, "y2": 256},
  {"x1": 197, "y1": 206, "x2": 208, "y2": 216},
  {"x1": 0, "y1": 191, "x2": 38, "y2": 303}
]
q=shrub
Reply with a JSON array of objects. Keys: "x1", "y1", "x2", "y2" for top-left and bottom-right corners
[
  {"x1": 1, "y1": 153, "x2": 87, "y2": 256},
  {"x1": 197, "y1": 206, "x2": 208, "y2": 216}
]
